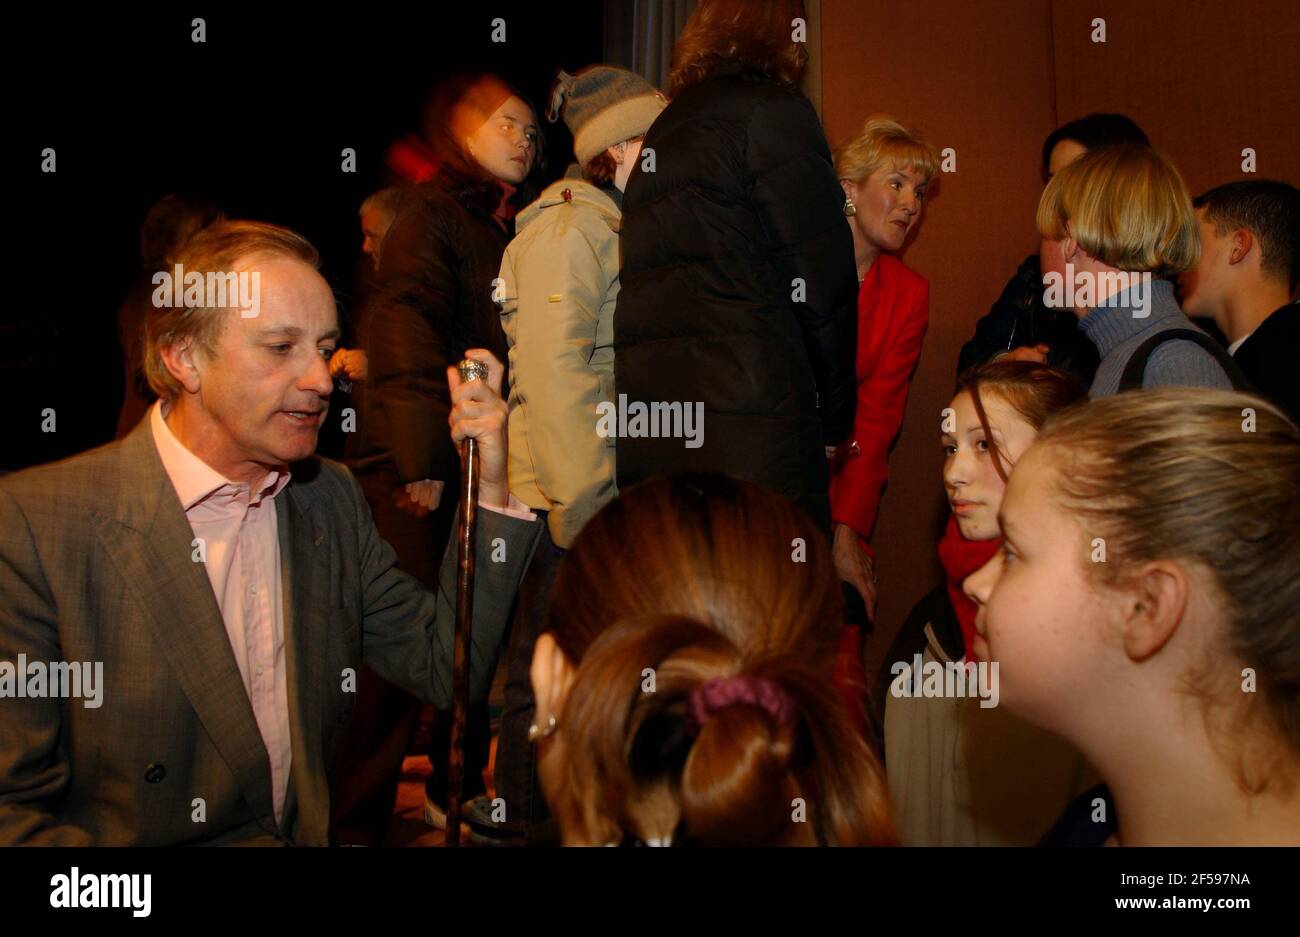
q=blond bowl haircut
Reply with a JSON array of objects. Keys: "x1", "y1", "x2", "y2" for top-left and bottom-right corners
[
  {"x1": 834, "y1": 115, "x2": 940, "y2": 187},
  {"x1": 1036, "y1": 389, "x2": 1300, "y2": 783},
  {"x1": 143, "y1": 220, "x2": 321, "y2": 401},
  {"x1": 1036, "y1": 144, "x2": 1200, "y2": 277}
]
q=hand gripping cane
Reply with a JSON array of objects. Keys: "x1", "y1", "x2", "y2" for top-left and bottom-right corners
[{"x1": 445, "y1": 357, "x2": 488, "y2": 846}]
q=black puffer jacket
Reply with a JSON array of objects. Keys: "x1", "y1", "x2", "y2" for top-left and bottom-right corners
[
  {"x1": 348, "y1": 171, "x2": 510, "y2": 484},
  {"x1": 957, "y1": 253, "x2": 1099, "y2": 384},
  {"x1": 614, "y1": 69, "x2": 857, "y2": 532}
]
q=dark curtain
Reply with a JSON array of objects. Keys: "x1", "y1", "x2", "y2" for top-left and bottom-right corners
[{"x1": 604, "y1": 0, "x2": 698, "y2": 90}]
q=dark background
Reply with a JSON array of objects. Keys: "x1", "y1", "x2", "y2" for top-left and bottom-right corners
[{"x1": 6, "y1": 4, "x2": 605, "y2": 470}]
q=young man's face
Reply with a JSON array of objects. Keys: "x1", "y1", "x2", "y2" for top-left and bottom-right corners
[
  {"x1": 1178, "y1": 208, "x2": 1230, "y2": 320},
  {"x1": 1046, "y1": 139, "x2": 1088, "y2": 180},
  {"x1": 1039, "y1": 233, "x2": 1071, "y2": 301},
  {"x1": 187, "y1": 257, "x2": 338, "y2": 471}
]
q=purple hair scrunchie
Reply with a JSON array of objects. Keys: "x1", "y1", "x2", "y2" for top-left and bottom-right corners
[{"x1": 685, "y1": 676, "x2": 797, "y2": 737}]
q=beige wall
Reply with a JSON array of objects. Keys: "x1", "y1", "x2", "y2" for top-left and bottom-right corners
[{"x1": 819, "y1": 0, "x2": 1300, "y2": 670}]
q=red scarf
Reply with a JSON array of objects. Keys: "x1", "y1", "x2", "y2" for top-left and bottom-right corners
[
  {"x1": 492, "y1": 181, "x2": 519, "y2": 231},
  {"x1": 935, "y1": 514, "x2": 1001, "y2": 661}
]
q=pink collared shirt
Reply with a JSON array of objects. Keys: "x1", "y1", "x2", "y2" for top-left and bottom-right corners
[
  {"x1": 150, "y1": 401, "x2": 293, "y2": 826},
  {"x1": 149, "y1": 402, "x2": 537, "y2": 830}
]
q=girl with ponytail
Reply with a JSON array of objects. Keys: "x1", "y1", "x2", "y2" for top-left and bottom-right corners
[
  {"x1": 527, "y1": 474, "x2": 896, "y2": 846},
  {"x1": 965, "y1": 390, "x2": 1300, "y2": 845}
]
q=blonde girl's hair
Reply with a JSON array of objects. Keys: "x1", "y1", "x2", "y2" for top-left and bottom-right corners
[{"x1": 1036, "y1": 389, "x2": 1300, "y2": 786}]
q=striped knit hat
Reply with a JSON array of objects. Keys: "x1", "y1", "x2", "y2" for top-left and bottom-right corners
[{"x1": 546, "y1": 66, "x2": 667, "y2": 167}]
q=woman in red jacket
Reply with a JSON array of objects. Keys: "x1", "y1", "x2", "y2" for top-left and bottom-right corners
[{"x1": 830, "y1": 117, "x2": 939, "y2": 623}]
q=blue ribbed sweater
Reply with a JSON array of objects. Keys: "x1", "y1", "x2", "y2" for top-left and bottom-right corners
[{"x1": 1078, "y1": 279, "x2": 1233, "y2": 398}]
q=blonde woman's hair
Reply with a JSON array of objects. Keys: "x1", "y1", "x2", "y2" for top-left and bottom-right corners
[
  {"x1": 1036, "y1": 143, "x2": 1200, "y2": 276},
  {"x1": 143, "y1": 220, "x2": 320, "y2": 400},
  {"x1": 835, "y1": 116, "x2": 940, "y2": 187},
  {"x1": 1036, "y1": 389, "x2": 1300, "y2": 785}
]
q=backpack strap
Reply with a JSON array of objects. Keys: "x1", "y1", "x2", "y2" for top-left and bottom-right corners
[{"x1": 1118, "y1": 329, "x2": 1251, "y2": 392}]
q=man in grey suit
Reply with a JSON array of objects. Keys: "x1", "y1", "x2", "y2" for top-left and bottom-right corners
[{"x1": 0, "y1": 221, "x2": 541, "y2": 845}]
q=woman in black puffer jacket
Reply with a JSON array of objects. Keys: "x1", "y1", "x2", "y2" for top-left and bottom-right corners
[
  {"x1": 614, "y1": 0, "x2": 857, "y2": 534},
  {"x1": 350, "y1": 75, "x2": 547, "y2": 504},
  {"x1": 338, "y1": 74, "x2": 547, "y2": 845}
]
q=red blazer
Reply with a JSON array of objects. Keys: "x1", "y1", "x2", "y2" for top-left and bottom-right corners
[{"x1": 829, "y1": 253, "x2": 929, "y2": 553}]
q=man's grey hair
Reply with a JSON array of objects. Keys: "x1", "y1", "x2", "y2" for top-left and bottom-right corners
[{"x1": 360, "y1": 187, "x2": 405, "y2": 221}]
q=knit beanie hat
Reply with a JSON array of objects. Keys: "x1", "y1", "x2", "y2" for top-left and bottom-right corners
[{"x1": 546, "y1": 66, "x2": 667, "y2": 167}]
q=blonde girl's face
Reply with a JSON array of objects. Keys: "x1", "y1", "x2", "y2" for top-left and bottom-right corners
[
  {"x1": 962, "y1": 444, "x2": 1113, "y2": 732},
  {"x1": 942, "y1": 390, "x2": 1041, "y2": 541}
]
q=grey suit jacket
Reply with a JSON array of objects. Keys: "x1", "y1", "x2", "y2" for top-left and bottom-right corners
[{"x1": 0, "y1": 417, "x2": 542, "y2": 845}]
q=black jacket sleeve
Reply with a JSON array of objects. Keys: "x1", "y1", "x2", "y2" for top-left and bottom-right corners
[
  {"x1": 349, "y1": 464, "x2": 543, "y2": 708},
  {"x1": 958, "y1": 254, "x2": 1099, "y2": 383},
  {"x1": 747, "y1": 89, "x2": 858, "y2": 445},
  {"x1": 362, "y1": 193, "x2": 461, "y2": 484},
  {"x1": 958, "y1": 254, "x2": 1043, "y2": 375}
]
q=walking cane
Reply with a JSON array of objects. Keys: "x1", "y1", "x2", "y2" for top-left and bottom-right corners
[{"x1": 446, "y1": 357, "x2": 488, "y2": 846}]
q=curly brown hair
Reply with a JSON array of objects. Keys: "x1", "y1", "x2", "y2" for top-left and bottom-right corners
[{"x1": 667, "y1": 0, "x2": 809, "y2": 98}]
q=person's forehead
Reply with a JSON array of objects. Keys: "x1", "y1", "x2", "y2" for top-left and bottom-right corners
[
  {"x1": 243, "y1": 258, "x2": 336, "y2": 325},
  {"x1": 983, "y1": 396, "x2": 1033, "y2": 433},
  {"x1": 952, "y1": 389, "x2": 1013, "y2": 426},
  {"x1": 1048, "y1": 139, "x2": 1087, "y2": 174},
  {"x1": 948, "y1": 394, "x2": 988, "y2": 438},
  {"x1": 999, "y1": 463, "x2": 1034, "y2": 532},
  {"x1": 1005, "y1": 445, "x2": 1054, "y2": 505},
  {"x1": 947, "y1": 390, "x2": 976, "y2": 425},
  {"x1": 497, "y1": 97, "x2": 536, "y2": 126},
  {"x1": 249, "y1": 255, "x2": 327, "y2": 287},
  {"x1": 876, "y1": 160, "x2": 927, "y2": 181},
  {"x1": 1052, "y1": 138, "x2": 1087, "y2": 158}
]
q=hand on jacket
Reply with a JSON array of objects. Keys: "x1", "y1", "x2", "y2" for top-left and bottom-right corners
[
  {"x1": 394, "y1": 479, "x2": 445, "y2": 518},
  {"x1": 833, "y1": 522, "x2": 877, "y2": 621},
  {"x1": 446, "y1": 348, "x2": 510, "y2": 511},
  {"x1": 998, "y1": 343, "x2": 1050, "y2": 364}
]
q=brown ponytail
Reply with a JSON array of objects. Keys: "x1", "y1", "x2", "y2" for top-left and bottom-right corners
[
  {"x1": 545, "y1": 475, "x2": 896, "y2": 846},
  {"x1": 1037, "y1": 390, "x2": 1300, "y2": 786}
]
